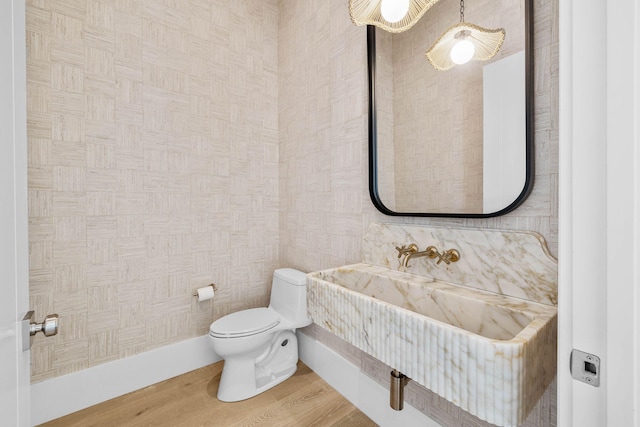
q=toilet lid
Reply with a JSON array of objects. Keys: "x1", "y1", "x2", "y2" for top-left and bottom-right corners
[{"x1": 209, "y1": 308, "x2": 280, "y2": 338}]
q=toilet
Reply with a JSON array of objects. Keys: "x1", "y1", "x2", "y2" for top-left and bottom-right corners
[{"x1": 209, "y1": 268, "x2": 311, "y2": 402}]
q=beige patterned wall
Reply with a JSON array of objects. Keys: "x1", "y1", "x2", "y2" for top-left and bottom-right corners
[
  {"x1": 26, "y1": 0, "x2": 279, "y2": 382},
  {"x1": 279, "y1": 0, "x2": 558, "y2": 425},
  {"x1": 279, "y1": 0, "x2": 369, "y2": 271}
]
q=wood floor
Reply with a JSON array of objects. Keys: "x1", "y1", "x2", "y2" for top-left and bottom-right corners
[{"x1": 39, "y1": 361, "x2": 378, "y2": 427}]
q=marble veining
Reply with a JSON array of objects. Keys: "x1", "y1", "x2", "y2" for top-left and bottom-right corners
[
  {"x1": 307, "y1": 224, "x2": 558, "y2": 427},
  {"x1": 314, "y1": 264, "x2": 554, "y2": 340},
  {"x1": 363, "y1": 223, "x2": 558, "y2": 306}
]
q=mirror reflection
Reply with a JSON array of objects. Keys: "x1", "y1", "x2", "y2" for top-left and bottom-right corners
[{"x1": 369, "y1": 0, "x2": 532, "y2": 216}]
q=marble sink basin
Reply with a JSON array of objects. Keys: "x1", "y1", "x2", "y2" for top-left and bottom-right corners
[{"x1": 307, "y1": 263, "x2": 557, "y2": 427}]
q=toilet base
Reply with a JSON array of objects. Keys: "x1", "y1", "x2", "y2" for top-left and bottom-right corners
[{"x1": 217, "y1": 330, "x2": 299, "y2": 402}]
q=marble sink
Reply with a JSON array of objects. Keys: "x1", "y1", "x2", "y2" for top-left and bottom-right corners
[{"x1": 307, "y1": 263, "x2": 557, "y2": 427}]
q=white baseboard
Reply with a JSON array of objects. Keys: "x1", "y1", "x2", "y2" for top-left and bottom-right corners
[
  {"x1": 297, "y1": 331, "x2": 442, "y2": 427},
  {"x1": 31, "y1": 336, "x2": 220, "y2": 426}
]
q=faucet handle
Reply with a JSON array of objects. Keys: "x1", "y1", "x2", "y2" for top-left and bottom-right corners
[
  {"x1": 445, "y1": 249, "x2": 460, "y2": 263},
  {"x1": 395, "y1": 244, "x2": 418, "y2": 258},
  {"x1": 436, "y1": 249, "x2": 460, "y2": 265},
  {"x1": 406, "y1": 243, "x2": 419, "y2": 253},
  {"x1": 394, "y1": 245, "x2": 405, "y2": 258}
]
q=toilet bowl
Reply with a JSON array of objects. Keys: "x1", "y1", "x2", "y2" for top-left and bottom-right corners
[{"x1": 209, "y1": 268, "x2": 311, "y2": 402}]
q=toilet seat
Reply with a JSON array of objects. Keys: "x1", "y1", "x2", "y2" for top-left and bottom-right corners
[{"x1": 209, "y1": 308, "x2": 280, "y2": 338}]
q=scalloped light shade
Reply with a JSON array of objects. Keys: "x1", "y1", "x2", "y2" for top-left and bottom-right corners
[
  {"x1": 425, "y1": 22, "x2": 505, "y2": 71},
  {"x1": 349, "y1": 0, "x2": 441, "y2": 33}
]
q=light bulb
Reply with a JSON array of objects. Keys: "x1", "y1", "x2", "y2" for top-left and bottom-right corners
[
  {"x1": 450, "y1": 39, "x2": 475, "y2": 65},
  {"x1": 380, "y1": 0, "x2": 410, "y2": 23}
]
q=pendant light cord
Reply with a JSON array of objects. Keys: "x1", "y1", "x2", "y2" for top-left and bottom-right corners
[{"x1": 459, "y1": 0, "x2": 465, "y2": 22}]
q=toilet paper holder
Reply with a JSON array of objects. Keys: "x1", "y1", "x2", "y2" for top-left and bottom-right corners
[{"x1": 192, "y1": 283, "x2": 218, "y2": 297}]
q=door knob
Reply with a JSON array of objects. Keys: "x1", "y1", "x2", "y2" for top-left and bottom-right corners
[
  {"x1": 22, "y1": 311, "x2": 59, "y2": 351},
  {"x1": 30, "y1": 313, "x2": 59, "y2": 337}
]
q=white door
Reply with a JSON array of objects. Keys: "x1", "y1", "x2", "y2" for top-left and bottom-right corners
[
  {"x1": 0, "y1": 0, "x2": 30, "y2": 426},
  {"x1": 559, "y1": 0, "x2": 640, "y2": 426}
]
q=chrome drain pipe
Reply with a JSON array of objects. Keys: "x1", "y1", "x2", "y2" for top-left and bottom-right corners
[{"x1": 390, "y1": 369, "x2": 407, "y2": 410}]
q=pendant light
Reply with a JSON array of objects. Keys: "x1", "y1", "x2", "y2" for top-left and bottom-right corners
[
  {"x1": 349, "y1": 0, "x2": 441, "y2": 33},
  {"x1": 425, "y1": 0, "x2": 505, "y2": 71}
]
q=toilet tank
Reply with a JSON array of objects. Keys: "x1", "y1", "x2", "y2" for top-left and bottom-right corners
[{"x1": 268, "y1": 268, "x2": 311, "y2": 327}]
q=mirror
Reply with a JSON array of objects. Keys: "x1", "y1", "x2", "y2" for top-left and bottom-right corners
[{"x1": 368, "y1": 0, "x2": 533, "y2": 217}]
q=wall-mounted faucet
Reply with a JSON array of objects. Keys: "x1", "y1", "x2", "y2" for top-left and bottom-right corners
[
  {"x1": 395, "y1": 245, "x2": 438, "y2": 267},
  {"x1": 395, "y1": 244, "x2": 460, "y2": 267}
]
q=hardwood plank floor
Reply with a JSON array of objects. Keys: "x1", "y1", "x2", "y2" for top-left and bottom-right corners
[{"x1": 39, "y1": 361, "x2": 378, "y2": 427}]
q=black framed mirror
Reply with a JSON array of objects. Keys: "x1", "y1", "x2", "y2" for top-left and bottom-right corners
[{"x1": 368, "y1": 0, "x2": 533, "y2": 217}]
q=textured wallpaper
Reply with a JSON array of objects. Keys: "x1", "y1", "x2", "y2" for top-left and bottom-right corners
[{"x1": 27, "y1": 0, "x2": 280, "y2": 382}]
